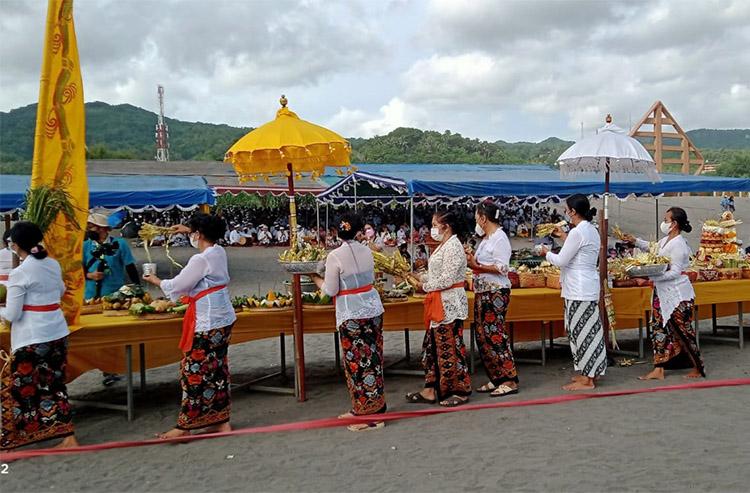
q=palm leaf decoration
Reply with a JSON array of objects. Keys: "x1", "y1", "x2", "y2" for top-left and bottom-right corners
[{"x1": 23, "y1": 185, "x2": 82, "y2": 234}]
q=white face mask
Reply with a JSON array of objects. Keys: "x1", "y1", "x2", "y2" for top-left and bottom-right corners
[
  {"x1": 474, "y1": 223, "x2": 485, "y2": 237},
  {"x1": 430, "y1": 227, "x2": 444, "y2": 242},
  {"x1": 660, "y1": 221, "x2": 673, "y2": 235},
  {"x1": 189, "y1": 233, "x2": 200, "y2": 249}
]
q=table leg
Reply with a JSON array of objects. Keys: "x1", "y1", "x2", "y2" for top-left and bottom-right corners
[
  {"x1": 549, "y1": 321, "x2": 554, "y2": 351},
  {"x1": 139, "y1": 343, "x2": 146, "y2": 394},
  {"x1": 694, "y1": 306, "x2": 700, "y2": 348},
  {"x1": 712, "y1": 304, "x2": 717, "y2": 335},
  {"x1": 510, "y1": 322, "x2": 515, "y2": 351},
  {"x1": 738, "y1": 302, "x2": 744, "y2": 350},
  {"x1": 280, "y1": 333, "x2": 287, "y2": 379},
  {"x1": 540, "y1": 322, "x2": 546, "y2": 367},
  {"x1": 334, "y1": 331, "x2": 341, "y2": 374},
  {"x1": 125, "y1": 344, "x2": 134, "y2": 422},
  {"x1": 638, "y1": 318, "x2": 644, "y2": 359},
  {"x1": 404, "y1": 329, "x2": 410, "y2": 363}
]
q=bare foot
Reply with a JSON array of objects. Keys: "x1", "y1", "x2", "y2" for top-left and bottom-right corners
[
  {"x1": 347, "y1": 421, "x2": 385, "y2": 432},
  {"x1": 54, "y1": 435, "x2": 80, "y2": 448},
  {"x1": 562, "y1": 378, "x2": 595, "y2": 391},
  {"x1": 685, "y1": 369, "x2": 703, "y2": 379},
  {"x1": 570, "y1": 374, "x2": 588, "y2": 383},
  {"x1": 200, "y1": 422, "x2": 232, "y2": 434},
  {"x1": 156, "y1": 428, "x2": 191, "y2": 440},
  {"x1": 638, "y1": 368, "x2": 665, "y2": 381}
]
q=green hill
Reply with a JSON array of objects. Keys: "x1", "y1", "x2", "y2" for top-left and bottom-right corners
[
  {"x1": 686, "y1": 129, "x2": 750, "y2": 149},
  {"x1": 0, "y1": 101, "x2": 251, "y2": 163},
  {"x1": 1, "y1": 101, "x2": 748, "y2": 176}
]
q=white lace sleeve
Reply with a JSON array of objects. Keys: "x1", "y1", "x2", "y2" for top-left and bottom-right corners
[{"x1": 423, "y1": 239, "x2": 465, "y2": 292}]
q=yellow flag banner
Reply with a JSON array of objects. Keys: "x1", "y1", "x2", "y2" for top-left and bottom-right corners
[{"x1": 30, "y1": 0, "x2": 88, "y2": 324}]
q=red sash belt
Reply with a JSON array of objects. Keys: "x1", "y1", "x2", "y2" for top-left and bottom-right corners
[
  {"x1": 0, "y1": 274, "x2": 9, "y2": 281},
  {"x1": 334, "y1": 284, "x2": 374, "y2": 304},
  {"x1": 22, "y1": 303, "x2": 60, "y2": 312},
  {"x1": 179, "y1": 285, "x2": 227, "y2": 352},
  {"x1": 423, "y1": 282, "x2": 465, "y2": 329}
]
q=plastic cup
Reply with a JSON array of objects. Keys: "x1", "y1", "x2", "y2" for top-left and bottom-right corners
[{"x1": 143, "y1": 263, "x2": 157, "y2": 276}]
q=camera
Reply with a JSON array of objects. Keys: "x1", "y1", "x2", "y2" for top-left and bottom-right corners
[{"x1": 87, "y1": 231, "x2": 119, "y2": 259}]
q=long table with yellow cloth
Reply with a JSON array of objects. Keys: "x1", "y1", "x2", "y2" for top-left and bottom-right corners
[{"x1": 1, "y1": 280, "x2": 747, "y2": 382}]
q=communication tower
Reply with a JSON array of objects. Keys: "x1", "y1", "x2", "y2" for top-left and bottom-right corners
[{"x1": 155, "y1": 85, "x2": 170, "y2": 162}]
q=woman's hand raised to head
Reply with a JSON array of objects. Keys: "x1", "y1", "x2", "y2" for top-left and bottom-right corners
[{"x1": 169, "y1": 224, "x2": 191, "y2": 235}]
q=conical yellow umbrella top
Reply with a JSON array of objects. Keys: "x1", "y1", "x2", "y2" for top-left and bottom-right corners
[{"x1": 225, "y1": 95, "x2": 351, "y2": 182}]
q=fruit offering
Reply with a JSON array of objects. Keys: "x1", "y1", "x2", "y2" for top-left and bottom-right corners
[
  {"x1": 372, "y1": 250, "x2": 411, "y2": 278},
  {"x1": 102, "y1": 284, "x2": 152, "y2": 311},
  {"x1": 302, "y1": 290, "x2": 333, "y2": 305},
  {"x1": 247, "y1": 291, "x2": 293, "y2": 309},
  {"x1": 536, "y1": 221, "x2": 567, "y2": 237},
  {"x1": 697, "y1": 212, "x2": 742, "y2": 260},
  {"x1": 129, "y1": 299, "x2": 188, "y2": 316},
  {"x1": 278, "y1": 243, "x2": 327, "y2": 263}
]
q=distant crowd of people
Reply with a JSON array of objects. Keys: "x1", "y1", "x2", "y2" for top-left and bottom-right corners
[{"x1": 119, "y1": 200, "x2": 564, "y2": 252}]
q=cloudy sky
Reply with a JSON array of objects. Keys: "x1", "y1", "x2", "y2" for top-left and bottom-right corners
[{"x1": 1, "y1": 0, "x2": 748, "y2": 142}]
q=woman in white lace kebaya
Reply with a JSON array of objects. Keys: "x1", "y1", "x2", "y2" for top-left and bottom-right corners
[
  {"x1": 311, "y1": 213, "x2": 386, "y2": 431},
  {"x1": 624, "y1": 207, "x2": 704, "y2": 380},
  {"x1": 406, "y1": 210, "x2": 471, "y2": 407}
]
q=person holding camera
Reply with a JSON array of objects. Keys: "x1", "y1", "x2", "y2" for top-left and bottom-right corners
[
  {"x1": 82, "y1": 213, "x2": 139, "y2": 301},
  {"x1": 83, "y1": 213, "x2": 139, "y2": 387}
]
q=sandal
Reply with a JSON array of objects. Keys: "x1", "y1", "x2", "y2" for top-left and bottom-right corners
[
  {"x1": 405, "y1": 391, "x2": 436, "y2": 404},
  {"x1": 490, "y1": 384, "x2": 519, "y2": 398},
  {"x1": 439, "y1": 395, "x2": 469, "y2": 407},
  {"x1": 347, "y1": 421, "x2": 385, "y2": 432},
  {"x1": 475, "y1": 382, "x2": 497, "y2": 393}
]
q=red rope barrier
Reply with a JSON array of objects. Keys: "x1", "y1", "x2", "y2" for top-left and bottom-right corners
[{"x1": 2, "y1": 377, "x2": 748, "y2": 462}]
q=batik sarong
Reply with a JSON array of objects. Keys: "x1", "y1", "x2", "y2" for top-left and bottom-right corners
[
  {"x1": 563, "y1": 300, "x2": 607, "y2": 378},
  {"x1": 338, "y1": 315, "x2": 386, "y2": 415},
  {"x1": 176, "y1": 324, "x2": 233, "y2": 430},
  {"x1": 422, "y1": 320, "x2": 472, "y2": 400},
  {"x1": 1, "y1": 337, "x2": 74, "y2": 450},
  {"x1": 651, "y1": 295, "x2": 704, "y2": 376},
  {"x1": 474, "y1": 289, "x2": 518, "y2": 385}
]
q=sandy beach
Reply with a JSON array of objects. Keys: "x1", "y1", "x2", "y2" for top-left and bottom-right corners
[{"x1": 2, "y1": 195, "x2": 749, "y2": 492}]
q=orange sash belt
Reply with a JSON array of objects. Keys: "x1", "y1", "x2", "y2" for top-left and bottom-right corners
[
  {"x1": 22, "y1": 303, "x2": 60, "y2": 312},
  {"x1": 334, "y1": 284, "x2": 373, "y2": 303},
  {"x1": 0, "y1": 274, "x2": 8, "y2": 281},
  {"x1": 179, "y1": 285, "x2": 227, "y2": 352},
  {"x1": 423, "y1": 282, "x2": 465, "y2": 330}
]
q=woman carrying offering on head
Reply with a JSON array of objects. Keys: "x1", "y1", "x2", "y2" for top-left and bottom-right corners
[
  {"x1": 143, "y1": 213, "x2": 236, "y2": 439},
  {"x1": 624, "y1": 207, "x2": 704, "y2": 380},
  {"x1": 311, "y1": 213, "x2": 386, "y2": 431},
  {"x1": 540, "y1": 194, "x2": 606, "y2": 391},
  {"x1": 0, "y1": 222, "x2": 78, "y2": 450},
  {"x1": 468, "y1": 201, "x2": 519, "y2": 397},
  {"x1": 406, "y1": 209, "x2": 471, "y2": 407}
]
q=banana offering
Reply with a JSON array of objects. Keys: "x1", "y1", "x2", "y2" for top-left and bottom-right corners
[
  {"x1": 278, "y1": 242, "x2": 327, "y2": 263},
  {"x1": 372, "y1": 250, "x2": 411, "y2": 278},
  {"x1": 536, "y1": 221, "x2": 567, "y2": 237}
]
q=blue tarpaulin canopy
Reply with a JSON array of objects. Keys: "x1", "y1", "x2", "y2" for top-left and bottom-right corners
[
  {"x1": 317, "y1": 164, "x2": 750, "y2": 204},
  {"x1": 0, "y1": 175, "x2": 216, "y2": 212}
]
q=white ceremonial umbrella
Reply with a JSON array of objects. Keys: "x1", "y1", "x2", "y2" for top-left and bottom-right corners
[{"x1": 556, "y1": 114, "x2": 658, "y2": 349}]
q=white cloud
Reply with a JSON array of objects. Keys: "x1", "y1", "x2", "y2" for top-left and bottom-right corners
[
  {"x1": 328, "y1": 97, "x2": 430, "y2": 138},
  {"x1": 0, "y1": 0, "x2": 747, "y2": 143}
]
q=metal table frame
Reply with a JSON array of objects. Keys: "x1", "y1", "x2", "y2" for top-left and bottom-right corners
[{"x1": 694, "y1": 302, "x2": 745, "y2": 349}]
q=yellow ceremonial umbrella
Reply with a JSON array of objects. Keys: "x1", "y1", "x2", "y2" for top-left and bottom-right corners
[{"x1": 224, "y1": 96, "x2": 352, "y2": 401}]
